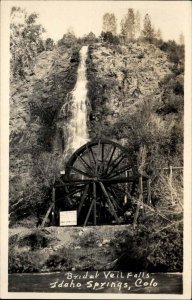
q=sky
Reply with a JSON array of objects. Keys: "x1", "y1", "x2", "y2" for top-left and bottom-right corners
[{"x1": 4, "y1": 1, "x2": 191, "y2": 42}]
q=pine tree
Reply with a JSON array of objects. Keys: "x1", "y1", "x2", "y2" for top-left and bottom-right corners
[
  {"x1": 135, "y1": 10, "x2": 141, "y2": 39},
  {"x1": 120, "y1": 8, "x2": 135, "y2": 42},
  {"x1": 179, "y1": 33, "x2": 184, "y2": 45},
  {"x1": 102, "y1": 13, "x2": 117, "y2": 35},
  {"x1": 142, "y1": 13, "x2": 155, "y2": 43},
  {"x1": 156, "y1": 28, "x2": 162, "y2": 40}
]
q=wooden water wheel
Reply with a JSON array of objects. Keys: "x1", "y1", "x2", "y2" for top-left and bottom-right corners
[{"x1": 52, "y1": 139, "x2": 145, "y2": 226}]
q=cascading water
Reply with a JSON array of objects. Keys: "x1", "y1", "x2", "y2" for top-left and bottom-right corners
[{"x1": 60, "y1": 46, "x2": 89, "y2": 162}]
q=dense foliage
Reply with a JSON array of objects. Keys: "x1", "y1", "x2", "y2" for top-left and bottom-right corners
[{"x1": 10, "y1": 7, "x2": 45, "y2": 79}]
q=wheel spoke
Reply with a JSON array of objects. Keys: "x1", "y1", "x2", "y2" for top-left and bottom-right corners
[
  {"x1": 85, "y1": 144, "x2": 96, "y2": 170},
  {"x1": 75, "y1": 153, "x2": 94, "y2": 176},
  {"x1": 90, "y1": 147, "x2": 96, "y2": 165},
  {"x1": 107, "y1": 154, "x2": 126, "y2": 177},
  {"x1": 104, "y1": 146, "x2": 116, "y2": 174},
  {"x1": 69, "y1": 166, "x2": 93, "y2": 178},
  {"x1": 107, "y1": 164, "x2": 132, "y2": 179}
]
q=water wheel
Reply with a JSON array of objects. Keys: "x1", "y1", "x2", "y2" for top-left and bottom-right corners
[{"x1": 55, "y1": 139, "x2": 140, "y2": 226}]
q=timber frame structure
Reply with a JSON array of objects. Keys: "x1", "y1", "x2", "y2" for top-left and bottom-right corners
[{"x1": 43, "y1": 139, "x2": 152, "y2": 227}]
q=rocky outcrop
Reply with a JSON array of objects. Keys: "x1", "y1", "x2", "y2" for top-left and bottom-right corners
[
  {"x1": 87, "y1": 42, "x2": 173, "y2": 138},
  {"x1": 9, "y1": 46, "x2": 80, "y2": 223}
]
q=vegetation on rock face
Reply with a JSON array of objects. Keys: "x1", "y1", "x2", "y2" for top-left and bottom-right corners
[
  {"x1": 10, "y1": 7, "x2": 45, "y2": 79},
  {"x1": 86, "y1": 26, "x2": 184, "y2": 272},
  {"x1": 9, "y1": 5, "x2": 184, "y2": 273},
  {"x1": 10, "y1": 43, "x2": 80, "y2": 225}
]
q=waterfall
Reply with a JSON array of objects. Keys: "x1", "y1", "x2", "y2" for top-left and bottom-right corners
[{"x1": 61, "y1": 46, "x2": 89, "y2": 162}]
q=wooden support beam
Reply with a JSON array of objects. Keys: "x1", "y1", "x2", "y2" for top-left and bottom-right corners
[
  {"x1": 77, "y1": 184, "x2": 89, "y2": 216},
  {"x1": 101, "y1": 142, "x2": 104, "y2": 162},
  {"x1": 53, "y1": 175, "x2": 141, "y2": 187},
  {"x1": 41, "y1": 203, "x2": 54, "y2": 227},
  {"x1": 147, "y1": 178, "x2": 151, "y2": 206},
  {"x1": 133, "y1": 175, "x2": 143, "y2": 229},
  {"x1": 124, "y1": 170, "x2": 128, "y2": 204},
  {"x1": 157, "y1": 166, "x2": 183, "y2": 170},
  {"x1": 83, "y1": 198, "x2": 95, "y2": 227},
  {"x1": 169, "y1": 165, "x2": 175, "y2": 205},
  {"x1": 133, "y1": 196, "x2": 141, "y2": 230},
  {"x1": 140, "y1": 175, "x2": 144, "y2": 217},
  {"x1": 99, "y1": 182, "x2": 120, "y2": 224},
  {"x1": 93, "y1": 182, "x2": 97, "y2": 226},
  {"x1": 94, "y1": 140, "x2": 101, "y2": 176},
  {"x1": 107, "y1": 186, "x2": 124, "y2": 212},
  {"x1": 51, "y1": 187, "x2": 56, "y2": 226}
]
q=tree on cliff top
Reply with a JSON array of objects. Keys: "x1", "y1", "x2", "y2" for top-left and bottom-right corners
[
  {"x1": 10, "y1": 6, "x2": 45, "y2": 79},
  {"x1": 57, "y1": 29, "x2": 77, "y2": 47},
  {"x1": 120, "y1": 8, "x2": 135, "y2": 42},
  {"x1": 142, "y1": 13, "x2": 155, "y2": 43},
  {"x1": 179, "y1": 33, "x2": 184, "y2": 45},
  {"x1": 135, "y1": 10, "x2": 141, "y2": 39},
  {"x1": 102, "y1": 13, "x2": 117, "y2": 35},
  {"x1": 45, "y1": 38, "x2": 55, "y2": 51},
  {"x1": 81, "y1": 32, "x2": 98, "y2": 44},
  {"x1": 156, "y1": 28, "x2": 162, "y2": 40}
]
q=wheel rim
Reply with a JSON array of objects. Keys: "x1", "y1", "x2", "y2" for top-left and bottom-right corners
[{"x1": 60, "y1": 139, "x2": 138, "y2": 225}]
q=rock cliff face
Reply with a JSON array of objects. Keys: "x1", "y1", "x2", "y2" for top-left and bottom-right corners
[
  {"x1": 9, "y1": 41, "x2": 183, "y2": 224},
  {"x1": 87, "y1": 42, "x2": 173, "y2": 139},
  {"x1": 9, "y1": 46, "x2": 80, "y2": 223}
]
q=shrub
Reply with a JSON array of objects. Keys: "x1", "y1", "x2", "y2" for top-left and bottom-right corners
[
  {"x1": 100, "y1": 31, "x2": 119, "y2": 45},
  {"x1": 112, "y1": 220, "x2": 183, "y2": 272},
  {"x1": 9, "y1": 230, "x2": 54, "y2": 250},
  {"x1": 45, "y1": 38, "x2": 54, "y2": 51},
  {"x1": 45, "y1": 247, "x2": 74, "y2": 271},
  {"x1": 18, "y1": 231, "x2": 52, "y2": 250},
  {"x1": 57, "y1": 31, "x2": 77, "y2": 48},
  {"x1": 9, "y1": 246, "x2": 44, "y2": 273}
]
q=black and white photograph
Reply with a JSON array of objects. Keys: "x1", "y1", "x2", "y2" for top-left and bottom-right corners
[{"x1": 0, "y1": 0, "x2": 191, "y2": 299}]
